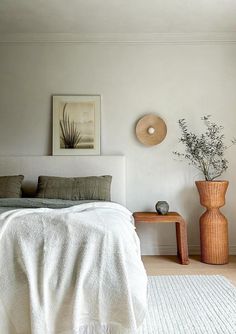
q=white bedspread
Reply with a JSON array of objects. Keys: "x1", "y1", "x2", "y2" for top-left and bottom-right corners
[{"x1": 0, "y1": 202, "x2": 147, "y2": 334}]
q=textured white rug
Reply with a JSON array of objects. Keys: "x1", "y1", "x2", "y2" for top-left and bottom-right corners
[{"x1": 139, "y1": 275, "x2": 236, "y2": 334}]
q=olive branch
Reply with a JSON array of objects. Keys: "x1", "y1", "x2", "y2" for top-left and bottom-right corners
[{"x1": 173, "y1": 115, "x2": 236, "y2": 181}]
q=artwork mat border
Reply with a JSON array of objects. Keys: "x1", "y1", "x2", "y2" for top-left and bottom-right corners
[{"x1": 52, "y1": 95, "x2": 101, "y2": 156}]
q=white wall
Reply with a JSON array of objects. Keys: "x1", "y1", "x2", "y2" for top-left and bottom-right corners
[{"x1": 1, "y1": 39, "x2": 236, "y2": 254}]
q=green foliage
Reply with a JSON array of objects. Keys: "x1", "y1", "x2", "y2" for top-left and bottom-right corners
[
  {"x1": 173, "y1": 115, "x2": 236, "y2": 181},
  {"x1": 60, "y1": 103, "x2": 82, "y2": 148}
]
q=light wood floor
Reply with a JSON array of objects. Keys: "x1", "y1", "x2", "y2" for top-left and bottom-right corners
[{"x1": 142, "y1": 255, "x2": 236, "y2": 286}]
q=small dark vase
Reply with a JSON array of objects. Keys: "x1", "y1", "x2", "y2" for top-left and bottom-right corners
[{"x1": 155, "y1": 201, "x2": 169, "y2": 215}]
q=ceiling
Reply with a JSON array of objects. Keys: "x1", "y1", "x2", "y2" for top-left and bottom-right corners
[{"x1": 0, "y1": 0, "x2": 236, "y2": 34}]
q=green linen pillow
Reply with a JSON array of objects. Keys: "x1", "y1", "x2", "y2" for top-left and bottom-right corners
[
  {"x1": 0, "y1": 175, "x2": 24, "y2": 198},
  {"x1": 36, "y1": 175, "x2": 112, "y2": 201}
]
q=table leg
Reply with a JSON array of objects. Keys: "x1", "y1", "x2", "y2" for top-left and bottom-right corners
[{"x1": 175, "y1": 220, "x2": 189, "y2": 265}]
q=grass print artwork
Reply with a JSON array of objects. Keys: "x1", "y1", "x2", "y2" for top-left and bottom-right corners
[
  {"x1": 53, "y1": 95, "x2": 100, "y2": 155},
  {"x1": 59, "y1": 102, "x2": 94, "y2": 149}
]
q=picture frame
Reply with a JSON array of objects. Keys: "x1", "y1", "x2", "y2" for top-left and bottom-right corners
[{"x1": 52, "y1": 95, "x2": 101, "y2": 155}]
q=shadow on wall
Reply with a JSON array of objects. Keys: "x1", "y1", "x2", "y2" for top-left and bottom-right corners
[
  {"x1": 154, "y1": 184, "x2": 202, "y2": 254},
  {"x1": 177, "y1": 185, "x2": 202, "y2": 248}
]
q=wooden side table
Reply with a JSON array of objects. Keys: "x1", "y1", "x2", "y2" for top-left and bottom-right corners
[{"x1": 133, "y1": 212, "x2": 190, "y2": 265}]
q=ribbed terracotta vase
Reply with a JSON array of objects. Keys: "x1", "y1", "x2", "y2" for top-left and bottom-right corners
[{"x1": 195, "y1": 180, "x2": 229, "y2": 265}]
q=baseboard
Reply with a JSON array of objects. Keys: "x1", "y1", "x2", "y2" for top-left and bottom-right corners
[
  {"x1": 229, "y1": 245, "x2": 236, "y2": 255},
  {"x1": 141, "y1": 244, "x2": 236, "y2": 256}
]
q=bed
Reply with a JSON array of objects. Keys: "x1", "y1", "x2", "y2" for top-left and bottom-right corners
[{"x1": 0, "y1": 156, "x2": 147, "y2": 334}]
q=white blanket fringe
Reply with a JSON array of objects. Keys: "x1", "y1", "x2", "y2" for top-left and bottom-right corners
[{"x1": 75, "y1": 323, "x2": 127, "y2": 334}]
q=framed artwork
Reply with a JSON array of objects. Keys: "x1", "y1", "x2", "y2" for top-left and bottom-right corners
[{"x1": 52, "y1": 95, "x2": 101, "y2": 155}]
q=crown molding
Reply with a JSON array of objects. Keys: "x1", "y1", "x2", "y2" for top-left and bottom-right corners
[{"x1": 1, "y1": 32, "x2": 236, "y2": 45}]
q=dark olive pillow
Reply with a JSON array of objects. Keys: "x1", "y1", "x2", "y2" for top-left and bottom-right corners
[
  {"x1": 36, "y1": 175, "x2": 112, "y2": 201},
  {"x1": 0, "y1": 175, "x2": 24, "y2": 198}
]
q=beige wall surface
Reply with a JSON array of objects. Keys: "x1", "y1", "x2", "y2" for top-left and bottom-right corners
[{"x1": 0, "y1": 41, "x2": 236, "y2": 254}]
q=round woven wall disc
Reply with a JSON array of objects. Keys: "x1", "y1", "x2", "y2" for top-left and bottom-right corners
[{"x1": 136, "y1": 114, "x2": 167, "y2": 146}]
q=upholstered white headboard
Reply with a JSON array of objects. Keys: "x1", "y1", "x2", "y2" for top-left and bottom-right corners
[{"x1": 0, "y1": 156, "x2": 126, "y2": 205}]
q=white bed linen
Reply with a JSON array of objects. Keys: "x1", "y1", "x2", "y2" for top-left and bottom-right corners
[{"x1": 0, "y1": 202, "x2": 147, "y2": 334}]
